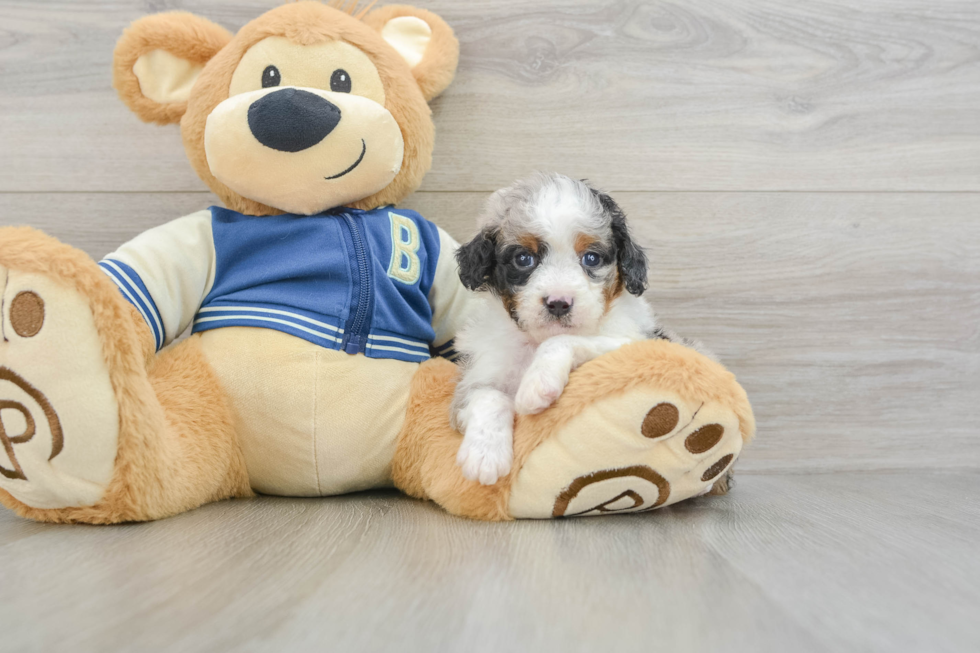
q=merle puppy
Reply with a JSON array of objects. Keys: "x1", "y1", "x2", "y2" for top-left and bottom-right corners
[{"x1": 450, "y1": 172, "x2": 695, "y2": 485}]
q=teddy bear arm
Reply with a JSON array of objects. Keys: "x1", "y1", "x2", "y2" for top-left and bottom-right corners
[
  {"x1": 425, "y1": 227, "x2": 479, "y2": 361},
  {"x1": 98, "y1": 210, "x2": 216, "y2": 353}
]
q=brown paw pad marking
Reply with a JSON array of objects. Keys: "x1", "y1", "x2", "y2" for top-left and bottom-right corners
[
  {"x1": 553, "y1": 465, "x2": 670, "y2": 517},
  {"x1": 701, "y1": 454, "x2": 734, "y2": 482},
  {"x1": 0, "y1": 367, "x2": 63, "y2": 481},
  {"x1": 641, "y1": 402, "x2": 679, "y2": 439},
  {"x1": 685, "y1": 423, "x2": 724, "y2": 454},
  {"x1": 9, "y1": 291, "x2": 44, "y2": 338}
]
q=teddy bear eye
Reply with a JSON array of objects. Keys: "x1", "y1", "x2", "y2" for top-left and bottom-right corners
[
  {"x1": 330, "y1": 69, "x2": 352, "y2": 93},
  {"x1": 262, "y1": 65, "x2": 281, "y2": 88}
]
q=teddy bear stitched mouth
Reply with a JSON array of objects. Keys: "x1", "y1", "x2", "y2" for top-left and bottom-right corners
[{"x1": 325, "y1": 139, "x2": 367, "y2": 180}]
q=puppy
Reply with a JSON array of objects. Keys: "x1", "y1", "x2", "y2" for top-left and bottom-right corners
[{"x1": 451, "y1": 172, "x2": 685, "y2": 485}]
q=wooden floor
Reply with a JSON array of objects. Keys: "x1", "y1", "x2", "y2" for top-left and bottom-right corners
[
  {"x1": 1, "y1": 471, "x2": 978, "y2": 653},
  {"x1": 1, "y1": 0, "x2": 978, "y2": 651}
]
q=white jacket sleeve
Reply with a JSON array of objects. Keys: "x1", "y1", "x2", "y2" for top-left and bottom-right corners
[
  {"x1": 427, "y1": 227, "x2": 477, "y2": 361},
  {"x1": 98, "y1": 210, "x2": 216, "y2": 351}
]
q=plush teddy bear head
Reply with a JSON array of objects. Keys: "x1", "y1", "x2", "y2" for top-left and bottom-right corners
[{"x1": 113, "y1": 1, "x2": 458, "y2": 216}]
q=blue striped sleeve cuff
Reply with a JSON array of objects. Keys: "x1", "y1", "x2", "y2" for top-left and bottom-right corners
[
  {"x1": 365, "y1": 333, "x2": 431, "y2": 363},
  {"x1": 432, "y1": 339, "x2": 461, "y2": 362},
  {"x1": 99, "y1": 259, "x2": 165, "y2": 351}
]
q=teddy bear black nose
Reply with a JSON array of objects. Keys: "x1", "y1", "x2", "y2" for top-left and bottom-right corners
[{"x1": 247, "y1": 88, "x2": 341, "y2": 153}]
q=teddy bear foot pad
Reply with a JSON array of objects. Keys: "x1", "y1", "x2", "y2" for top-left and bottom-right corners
[
  {"x1": 0, "y1": 264, "x2": 120, "y2": 509},
  {"x1": 509, "y1": 383, "x2": 743, "y2": 518}
]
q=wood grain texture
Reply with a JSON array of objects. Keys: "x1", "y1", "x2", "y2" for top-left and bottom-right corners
[
  {"x1": 1, "y1": 2, "x2": 979, "y2": 647},
  {"x1": 1, "y1": 0, "x2": 979, "y2": 192},
  {"x1": 0, "y1": 472, "x2": 977, "y2": 653},
  {"x1": 3, "y1": 190, "x2": 977, "y2": 473}
]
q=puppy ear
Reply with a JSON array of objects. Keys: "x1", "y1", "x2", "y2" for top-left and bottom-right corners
[
  {"x1": 456, "y1": 230, "x2": 498, "y2": 291},
  {"x1": 363, "y1": 6, "x2": 459, "y2": 101},
  {"x1": 113, "y1": 12, "x2": 232, "y2": 125},
  {"x1": 592, "y1": 189, "x2": 648, "y2": 295}
]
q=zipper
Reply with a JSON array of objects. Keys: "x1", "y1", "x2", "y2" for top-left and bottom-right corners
[{"x1": 340, "y1": 212, "x2": 372, "y2": 355}]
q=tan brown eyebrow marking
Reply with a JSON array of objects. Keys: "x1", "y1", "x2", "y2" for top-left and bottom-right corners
[
  {"x1": 603, "y1": 268, "x2": 624, "y2": 311},
  {"x1": 575, "y1": 233, "x2": 599, "y2": 256},
  {"x1": 516, "y1": 233, "x2": 540, "y2": 253}
]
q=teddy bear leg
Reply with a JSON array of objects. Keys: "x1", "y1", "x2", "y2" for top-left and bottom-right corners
[
  {"x1": 0, "y1": 227, "x2": 251, "y2": 524},
  {"x1": 391, "y1": 357, "x2": 512, "y2": 521},
  {"x1": 391, "y1": 341, "x2": 754, "y2": 521},
  {"x1": 506, "y1": 339, "x2": 755, "y2": 518}
]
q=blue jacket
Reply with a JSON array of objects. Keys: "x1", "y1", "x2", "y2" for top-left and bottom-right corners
[{"x1": 99, "y1": 206, "x2": 467, "y2": 363}]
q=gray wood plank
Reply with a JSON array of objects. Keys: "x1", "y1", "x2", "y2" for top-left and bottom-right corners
[
  {"x1": 0, "y1": 191, "x2": 221, "y2": 259},
  {"x1": 0, "y1": 471, "x2": 976, "y2": 653},
  {"x1": 2, "y1": 1, "x2": 977, "y2": 650},
  {"x1": 1, "y1": 0, "x2": 979, "y2": 192},
  {"x1": 2, "y1": 190, "x2": 978, "y2": 473},
  {"x1": 409, "y1": 191, "x2": 980, "y2": 474}
]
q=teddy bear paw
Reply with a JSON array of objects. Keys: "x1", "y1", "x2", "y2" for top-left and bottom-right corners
[
  {"x1": 508, "y1": 386, "x2": 745, "y2": 518},
  {"x1": 0, "y1": 262, "x2": 121, "y2": 510}
]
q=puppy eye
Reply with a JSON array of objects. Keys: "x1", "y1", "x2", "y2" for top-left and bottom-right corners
[
  {"x1": 581, "y1": 252, "x2": 602, "y2": 267},
  {"x1": 262, "y1": 65, "x2": 281, "y2": 88},
  {"x1": 330, "y1": 69, "x2": 352, "y2": 93},
  {"x1": 515, "y1": 252, "x2": 537, "y2": 268}
]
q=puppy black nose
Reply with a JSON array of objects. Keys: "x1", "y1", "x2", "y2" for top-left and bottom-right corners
[
  {"x1": 247, "y1": 88, "x2": 341, "y2": 153},
  {"x1": 545, "y1": 298, "x2": 573, "y2": 317}
]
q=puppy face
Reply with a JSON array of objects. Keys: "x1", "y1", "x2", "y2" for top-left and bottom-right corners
[{"x1": 457, "y1": 173, "x2": 648, "y2": 342}]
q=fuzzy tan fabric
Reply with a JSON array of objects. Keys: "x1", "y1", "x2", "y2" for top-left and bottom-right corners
[
  {"x1": 392, "y1": 339, "x2": 754, "y2": 521},
  {"x1": 113, "y1": 12, "x2": 232, "y2": 125},
  {"x1": 0, "y1": 228, "x2": 251, "y2": 523},
  {"x1": 113, "y1": 2, "x2": 458, "y2": 216},
  {"x1": 362, "y1": 4, "x2": 460, "y2": 101},
  {"x1": 5, "y1": 4, "x2": 755, "y2": 524},
  {"x1": 392, "y1": 357, "x2": 512, "y2": 521},
  {"x1": 510, "y1": 340, "x2": 756, "y2": 475}
]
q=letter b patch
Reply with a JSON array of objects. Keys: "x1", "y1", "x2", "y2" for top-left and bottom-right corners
[{"x1": 387, "y1": 212, "x2": 421, "y2": 285}]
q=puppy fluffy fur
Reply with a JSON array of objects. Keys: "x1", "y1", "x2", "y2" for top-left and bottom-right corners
[{"x1": 451, "y1": 173, "x2": 694, "y2": 485}]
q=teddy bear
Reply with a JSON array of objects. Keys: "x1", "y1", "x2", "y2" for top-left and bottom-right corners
[{"x1": 0, "y1": 1, "x2": 754, "y2": 524}]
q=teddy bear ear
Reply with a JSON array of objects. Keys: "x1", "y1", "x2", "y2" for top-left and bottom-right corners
[
  {"x1": 362, "y1": 5, "x2": 460, "y2": 101},
  {"x1": 113, "y1": 12, "x2": 232, "y2": 125}
]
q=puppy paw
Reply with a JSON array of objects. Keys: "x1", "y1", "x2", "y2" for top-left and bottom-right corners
[
  {"x1": 515, "y1": 367, "x2": 568, "y2": 415},
  {"x1": 457, "y1": 425, "x2": 513, "y2": 486}
]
